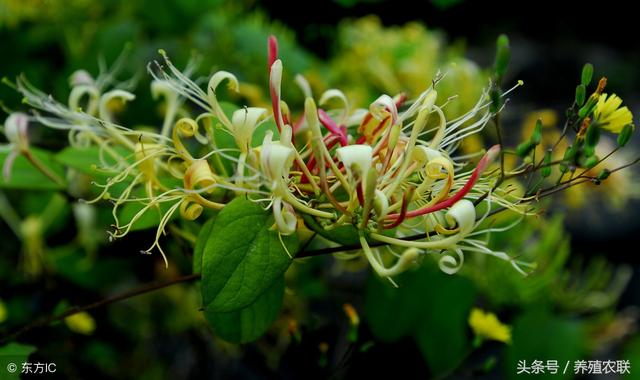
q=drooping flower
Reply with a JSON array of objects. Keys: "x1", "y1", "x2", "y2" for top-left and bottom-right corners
[{"x1": 1, "y1": 112, "x2": 30, "y2": 180}]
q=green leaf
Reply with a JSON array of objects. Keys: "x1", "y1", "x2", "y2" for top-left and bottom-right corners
[
  {"x1": 364, "y1": 269, "x2": 426, "y2": 341},
  {"x1": 0, "y1": 148, "x2": 65, "y2": 190},
  {"x1": 505, "y1": 310, "x2": 584, "y2": 380},
  {"x1": 622, "y1": 335, "x2": 640, "y2": 379},
  {"x1": 193, "y1": 217, "x2": 216, "y2": 274},
  {"x1": 205, "y1": 275, "x2": 284, "y2": 343},
  {"x1": 55, "y1": 146, "x2": 129, "y2": 176},
  {"x1": 414, "y1": 272, "x2": 476, "y2": 376},
  {"x1": 302, "y1": 213, "x2": 360, "y2": 246},
  {"x1": 211, "y1": 102, "x2": 279, "y2": 175},
  {"x1": 364, "y1": 264, "x2": 476, "y2": 375},
  {"x1": 201, "y1": 197, "x2": 298, "y2": 312},
  {"x1": 0, "y1": 343, "x2": 37, "y2": 380}
]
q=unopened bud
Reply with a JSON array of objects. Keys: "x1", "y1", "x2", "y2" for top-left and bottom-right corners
[
  {"x1": 597, "y1": 169, "x2": 610, "y2": 181},
  {"x1": 493, "y1": 34, "x2": 510, "y2": 81},
  {"x1": 617, "y1": 124, "x2": 634, "y2": 147},
  {"x1": 583, "y1": 155, "x2": 599, "y2": 169},
  {"x1": 575, "y1": 84, "x2": 586, "y2": 106},
  {"x1": 585, "y1": 122, "x2": 600, "y2": 147},
  {"x1": 531, "y1": 119, "x2": 543, "y2": 145},
  {"x1": 581, "y1": 63, "x2": 593, "y2": 86},
  {"x1": 516, "y1": 141, "x2": 534, "y2": 157}
]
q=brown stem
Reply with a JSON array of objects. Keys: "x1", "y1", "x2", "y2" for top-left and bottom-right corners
[{"x1": 0, "y1": 273, "x2": 201, "y2": 345}]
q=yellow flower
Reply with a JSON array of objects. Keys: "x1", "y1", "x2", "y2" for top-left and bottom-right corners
[
  {"x1": 468, "y1": 308, "x2": 512, "y2": 344},
  {"x1": 594, "y1": 93, "x2": 633, "y2": 133},
  {"x1": 0, "y1": 299, "x2": 7, "y2": 323},
  {"x1": 64, "y1": 312, "x2": 96, "y2": 335}
]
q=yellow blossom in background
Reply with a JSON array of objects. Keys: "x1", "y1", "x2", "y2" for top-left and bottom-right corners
[
  {"x1": 0, "y1": 299, "x2": 7, "y2": 323},
  {"x1": 326, "y1": 16, "x2": 485, "y2": 119},
  {"x1": 468, "y1": 308, "x2": 512, "y2": 344},
  {"x1": 64, "y1": 312, "x2": 96, "y2": 335},
  {"x1": 594, "y1": 93, "x2": 634, "y2": 133},
  {"x1": 521, "y1": 109, "x2": 562, "y2": 157},
  {"x1": 564, "y1": 138, "x2": 640, "y2": 209}
]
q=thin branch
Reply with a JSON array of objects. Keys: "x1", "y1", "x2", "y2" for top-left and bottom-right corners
[
  {"x1": 0, "y1": 273, "x2": 201, "y2": 345},
  {"x1": 297, "y1": 230, "x2": 439, "y2": 258}
]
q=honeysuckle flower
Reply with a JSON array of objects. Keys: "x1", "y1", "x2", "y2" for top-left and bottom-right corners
[
  {"x1": 468, "y1": 308, "x2": 512, "y2": 344},
  {"x1": 231, "y1": 107, "x2": 268, "y2": 153},
  {"x1": 594, "y1": 93, "x2": 634, "y2": 133},
  {"x1": 336, "y1": 145, "x2": 373, "y2": 188},
  {"x1": 2, "y1": 112, "x2": 30, "y2": 180},
  {"x1": 260, "y1": 131, "x2": 333, "y2": 223},
  {"x1": 4, "y1": 35, "x2": 583, "y2": 281}
]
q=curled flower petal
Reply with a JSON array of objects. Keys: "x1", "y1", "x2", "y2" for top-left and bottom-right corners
[
  {"x1": 3, "y1": 112, "x2": 29, "y2": 151},
  {"x1": 444, "y1": 199, "x2": 476, "y2": 235},
  {"x1": 231, "y1": 107, "x2": 267, "y2": 151},
  {"x1": 69, "y1": 69, "x2": 94, "y2": 87},
  {"x1": 260, "y1": 137, "x2": 295, "y2": 182},
  {"x1": 319, "y1": 88, "x2": 350, "y2": 125},
  {"x1": 273, "y1": 197, "x2": 297, "y2": 235},
  {"x1": 336, "y1": 145, "x2": 373, "y2": 186},
  {"x1": 68, "y1": 85, "x2": 100, "y2": 115},
  {"x1": 439, "y1": 247, "x2": 464, "y2": 275},
  {"x1": 99, "y1": 90, "x2": 135, "y2": 122},
  {"x1": 207, "y1": 71, "x2": 239, "y2": 130},
  {"x1": 184, "y1": 159, "x2": 216, "y2": 190},
  {"x1": 180, "y1": 197, "x2": 203, "y2": 221},
  {"x1": 370, "y1": 94, "x2": 398, "y2": 125}
]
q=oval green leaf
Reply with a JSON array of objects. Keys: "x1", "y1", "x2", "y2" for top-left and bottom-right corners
[
  {"x1": 201, "y1": 197, "x2": 298, "y2": 312},
  {"x1": 205, "y1": 276, "x2": 284, "y2": 344}
]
